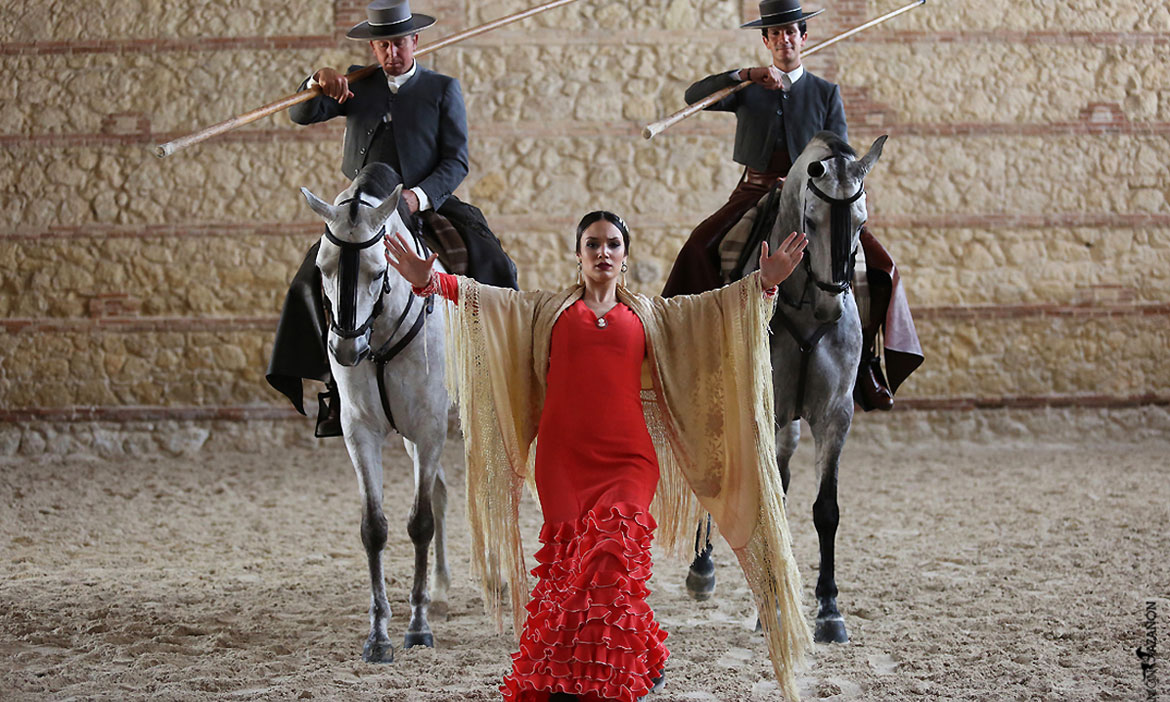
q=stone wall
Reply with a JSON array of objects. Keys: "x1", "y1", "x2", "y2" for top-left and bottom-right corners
[{"x1": 2, "y1": 0, "x2": 1168, "y2": 442}]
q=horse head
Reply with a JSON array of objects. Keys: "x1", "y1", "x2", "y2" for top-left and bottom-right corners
[
  {"x1": 300, "y1": 164, "x2": 410, "y2": 367},
  {"x1": 775, "y1": 132, "x2": 886, "y2": 322}
]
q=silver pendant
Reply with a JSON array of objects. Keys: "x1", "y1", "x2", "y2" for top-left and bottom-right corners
[{"x1": 595, "y1": 317, "x2": 608, "y2": 329}]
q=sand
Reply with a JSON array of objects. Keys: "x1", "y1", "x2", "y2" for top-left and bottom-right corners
[{"x1": 1, "y1": 427, "x2": 1167, "y2": 701}]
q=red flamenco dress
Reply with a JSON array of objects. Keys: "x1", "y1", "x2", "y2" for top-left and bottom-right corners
[
  {"x1": 424, "y1": 274, "x2": 669, "y2": 701},
  {"x1": 502, "y1": 297, "x2": 669, "y2": 702}
]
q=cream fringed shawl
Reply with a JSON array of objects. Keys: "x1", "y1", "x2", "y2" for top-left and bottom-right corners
[{"x1": 443, "y1": 271, "x2": 812, "y2": 701}]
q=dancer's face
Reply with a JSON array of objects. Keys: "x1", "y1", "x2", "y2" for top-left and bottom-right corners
[{"x1": 576, "y1": 221, "x2": 627, "y2": 285}]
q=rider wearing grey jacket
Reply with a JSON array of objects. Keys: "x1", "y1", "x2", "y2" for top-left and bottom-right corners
[
  {"x1": 268, "y1": 0, "x2": 516, "y2": 437},
  {"x1": 661, "y1": 0, "x2": 921, "y2": 410}
]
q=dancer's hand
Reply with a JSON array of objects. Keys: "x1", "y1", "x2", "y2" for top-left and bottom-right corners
[
  {"x1": 384, "y1": 232, "x2": 437, "y2": 289},
  {"x1": 759, "y1": 231, "x2": 808, "y2": 289}
]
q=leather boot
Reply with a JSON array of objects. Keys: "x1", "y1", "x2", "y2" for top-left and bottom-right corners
[
  {"x1": 314, "y1": 381, "x2": 343, "y2": 438},
  {"x1": 855, "y1": 324, "x2": 894, "y2": 411},
  {"x1": 855, "y1": 353, "x2": 894, "y2": 411}
]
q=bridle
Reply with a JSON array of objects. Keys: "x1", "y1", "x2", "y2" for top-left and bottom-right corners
[
  {"x1": 771, "y1": 170, "x2": 865, "y2": 422},
  {"x1": 319, "y1": 195, "x2": 434, "y2": 432},
  {"x1": 322, "y1": 196, "x2": 390, "y2": 342},
  {"x1": 804, "y1": 178, "x2": 863, "y2": 296}
]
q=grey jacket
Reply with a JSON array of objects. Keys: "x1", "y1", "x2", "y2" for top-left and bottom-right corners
[
  {"x1": 289, "y1": 64, "x2": 469, "y2": 211},
  {"x1": 685, "y1": 68, "x2": 847, "y2": 172}
]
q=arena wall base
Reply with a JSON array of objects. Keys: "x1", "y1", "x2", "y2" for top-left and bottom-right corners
[{"x1": 3, "y1": 405, "x2": 1167, "y2": 459}]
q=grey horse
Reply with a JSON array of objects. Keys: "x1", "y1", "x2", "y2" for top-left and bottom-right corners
[
  {"x1": 687, "y1": 132, "x2": 887, "y2": 644},
  {"x1": 300, "y1": 163, "x2": 451, "y2": 662}
]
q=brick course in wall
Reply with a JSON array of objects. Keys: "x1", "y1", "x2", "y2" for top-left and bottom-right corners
[{"x1": 1, "y1": 0, "x2": 1168, "y2": 433}]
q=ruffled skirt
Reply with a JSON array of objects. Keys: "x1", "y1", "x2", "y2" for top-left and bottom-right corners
[{"x1": 500, "y1": 502, "x2": 669, "y2": 702}]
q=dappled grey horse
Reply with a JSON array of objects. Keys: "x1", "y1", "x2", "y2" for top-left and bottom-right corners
[
  {"x1": 300, "y1": 163, "x2": 450, "y2": 662},
  {"x1": 687, "y1": 132, "x2": 886, "y2": 644}
]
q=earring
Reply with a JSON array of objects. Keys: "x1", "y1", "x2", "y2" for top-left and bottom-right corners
[
  {"x1": 621, "y1": 261, "x2": 628, "y2": 287},
  {"x1": 576, "y1": 261, "x2": 582, "y2": 286}
]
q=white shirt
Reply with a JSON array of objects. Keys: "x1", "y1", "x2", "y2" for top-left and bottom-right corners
[
  {"x1": 308, "y1": 60, "x2": 432, "y2": 212},
  {"x1": 732, "y1": 63, "x2": 804, "y2": 91},
  {"x1": 385, "y1": 59, "x2": 417, "y2": 95}
]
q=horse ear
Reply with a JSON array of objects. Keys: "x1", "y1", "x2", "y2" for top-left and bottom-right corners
[
  {"x1": 857, "y1": 135, "x2": 888, "y2": 178},
  {"x1": 370, "y1": 184, "x2": 403, "y2": 229},
  {"x1": 301, "y1": 187, "x2": 338, "y2": 220}
]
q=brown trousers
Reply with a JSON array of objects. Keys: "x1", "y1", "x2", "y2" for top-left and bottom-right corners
[{"x1": 662, "y1": 172, "x2": 782, "y2": 298}]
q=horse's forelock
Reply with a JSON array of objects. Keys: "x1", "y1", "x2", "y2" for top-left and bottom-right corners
[{"x1": 349, "y1": 194, "x2": 361, "y2": 224}]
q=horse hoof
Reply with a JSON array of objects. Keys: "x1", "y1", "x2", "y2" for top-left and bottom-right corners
[
  {"x1": 404, "y1": 631, "x2": 434, "y2": 649},
  {"x1": 362, "y1": 638, "x2": 395, "y2": 663},
  {"x1": 685, "y1": 567, "x2": 716, "y2": 601},
  {"x1": 429, "y1": 599, "x2": 450, "y2": 621},
  {"x1": 814, "y1": 616, "x2": 849, "y2": 644}
]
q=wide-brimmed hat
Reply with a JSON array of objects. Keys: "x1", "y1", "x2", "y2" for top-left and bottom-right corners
[
  {"x1": 346, "y1": 0, "x2": 436, "y2": 40},
  {"x1": 741, "y1": 0, "x2": 825, "y2": 29}
]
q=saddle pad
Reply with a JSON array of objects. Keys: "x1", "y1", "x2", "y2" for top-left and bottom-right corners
[
  {"x1": 717, "y1": 193, "x2": 872, "y2": 326},
  {"x1": 719, "y1": 192, "x2": 770, "y2": 282},
  {"x1": 419, "y1": 210, "x2": 469, "y2": 275}
]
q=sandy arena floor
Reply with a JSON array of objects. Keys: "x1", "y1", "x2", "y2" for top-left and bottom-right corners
[{"x1": 1, "y1": 426, "x2": 1167, "y2": 701}]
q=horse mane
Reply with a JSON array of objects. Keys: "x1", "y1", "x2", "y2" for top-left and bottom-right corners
[
  {"x1": 348, "y1": 163, "x2": 406, "y2": 224},
  {"x1": 352, "y1": 163, "x2": 403, "y2": 200},
  {"x1": 816, "y1": 131, "x2": 855, "y2": 160}
]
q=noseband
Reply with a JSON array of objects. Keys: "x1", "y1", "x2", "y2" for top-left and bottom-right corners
[
  {"x1": 805, "y1": 179, "x2": 864, "y2": 296},
  {"x1": 322, "y1": 197, "x2": 390, "y2": 340}
]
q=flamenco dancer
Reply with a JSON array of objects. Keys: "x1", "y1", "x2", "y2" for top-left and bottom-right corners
[{"x1": 385, "y1": 211, "x2": 813, "y2": 701}]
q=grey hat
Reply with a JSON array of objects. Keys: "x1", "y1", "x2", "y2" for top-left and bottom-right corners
[
  {"x1": 741, "y1": 0, "x2": 825, "y2": 29},
  {"x1": 346, "y1": 0, "x2": 436, "y2": 40}
]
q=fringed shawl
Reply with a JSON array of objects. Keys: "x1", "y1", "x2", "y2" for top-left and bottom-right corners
[{"x1": 444, "y1": 271, "x2": 812, "y2": 701}]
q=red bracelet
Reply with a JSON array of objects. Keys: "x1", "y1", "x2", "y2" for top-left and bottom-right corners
[{"x1": 412, "y1": 271, "x2": 440, "y2": 297}]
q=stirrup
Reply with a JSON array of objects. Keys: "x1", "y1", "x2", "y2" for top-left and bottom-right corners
[{"x1": 314, "y1": 391, "x2": 343, "y2": 438}]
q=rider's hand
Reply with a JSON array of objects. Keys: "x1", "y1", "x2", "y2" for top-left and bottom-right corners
[
  {"x1": 741, "y1": 66, "x2": 784, "y2": 91},
  {"x1": 312, "y1": 67, "x2": 354, "y2": 104},
  {"x1": 401, "y1": 190, "x2": 420, "y2": 214},
  {"x1": 384, "y1": 231, "x2": 437, "y2": 289},
  {"x1": 759, "y1": 231, "x2": 808, "y2": 289}
]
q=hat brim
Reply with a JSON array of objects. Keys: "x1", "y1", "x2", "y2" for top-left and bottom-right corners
[
  {"x1": 740, "y1": 7, "x2": 824, "y2": 28},
  {"x1": 346, "y1": 14, "x2": 436, "y2": 40}
]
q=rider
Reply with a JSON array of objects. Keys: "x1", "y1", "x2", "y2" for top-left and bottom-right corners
[
  {"x1": 662, "y1": 0, "x2": 922, "y2": 409},
  {"x1": 267, "y1": 0, "x2": 518, "y2": 437}
]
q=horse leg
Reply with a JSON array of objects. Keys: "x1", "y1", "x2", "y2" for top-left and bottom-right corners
[
  {"x1": 402, "y1": 437, "x2": 441, "y2": 648},
  {"x1": 776, "y1": 419, "x2": 800, "y2": 494},
  {"x1": 347, "y1": 431, "x2": 395, "y2": 663},
  {"x1": 810, "y1": 412, "x2": 850, "y2": 644},
  {"x1": 429, "y1": 462, "x2": 451, "y2": 619},
  {"x1": 685, "y1": 514, "x2": 716, "y2": 601}
]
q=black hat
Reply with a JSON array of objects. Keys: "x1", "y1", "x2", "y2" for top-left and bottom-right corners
[
  {"x1": 741, "y1": 0, "x2": 825, "y2": 29},
  {"x1": 347, "y1": 0, "x2": 436, "y2": 40}
]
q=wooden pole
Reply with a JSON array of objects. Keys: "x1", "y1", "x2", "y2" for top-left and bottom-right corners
[
  {"x1": 641, "y1": 0, "x2": 926, "y2": 140},
  {"x1": 155, "y1": 0, "x2": 582, "y2": 158}
]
